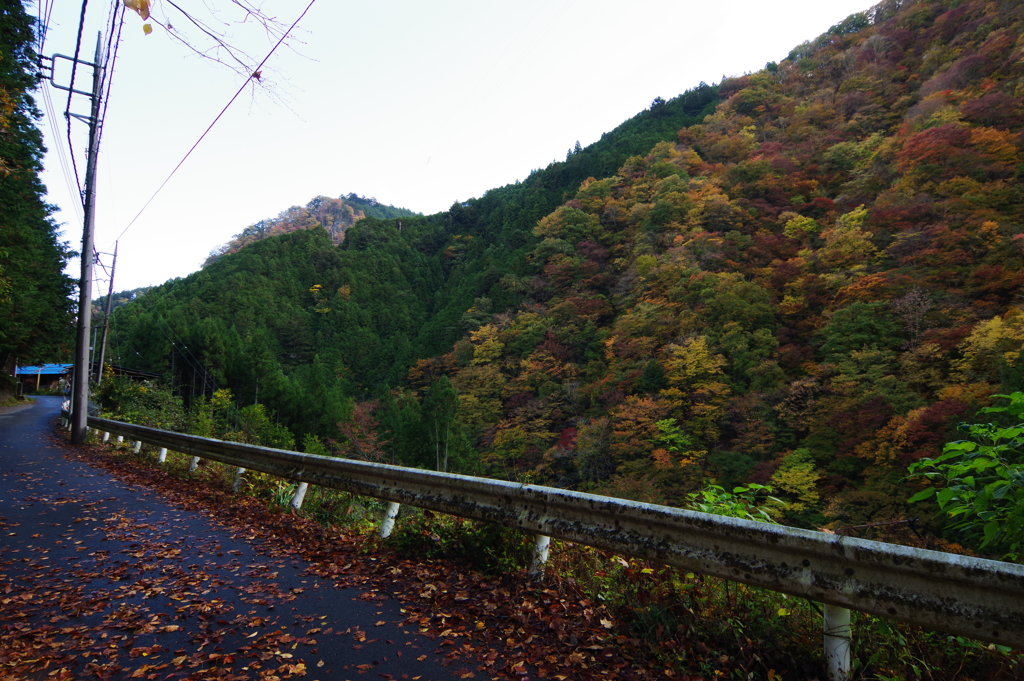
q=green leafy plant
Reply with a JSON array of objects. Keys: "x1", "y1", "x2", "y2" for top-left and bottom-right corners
[
  {"x1": 684, "y1": 483, "x2": 781, "y2": 523},
  {"x1": 244, "y1": 470, "x2": 297, "y2": 509},
  {"x1": 908, "y1": 392, "x2": 1024, "y2": 560}
]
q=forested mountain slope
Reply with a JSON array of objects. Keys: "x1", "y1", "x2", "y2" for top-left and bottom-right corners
[{"x1": 109, "y1": 0, "x2": 1024, "y2": 539}]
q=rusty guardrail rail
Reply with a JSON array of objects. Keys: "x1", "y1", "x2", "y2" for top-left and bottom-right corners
[{"x1": 81, "y1": 415, "x2": 1024, "y2": 680}]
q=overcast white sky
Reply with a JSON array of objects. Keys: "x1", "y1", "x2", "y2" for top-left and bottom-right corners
[{"x1": 36, "y1": 0, "x2": 872, "y2": 294}]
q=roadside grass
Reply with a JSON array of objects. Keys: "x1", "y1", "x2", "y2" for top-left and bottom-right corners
[
  {"x1": 0, "y1": 393, "x2": 34, "y2": 407},
  {"x1": 98, "y1": 435, "x2": 386, "y2": 536},
  {"x1": 543, "y1": 541, "x2": 1023, "y2": 680}
]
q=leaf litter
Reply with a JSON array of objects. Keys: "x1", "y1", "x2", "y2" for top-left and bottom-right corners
[{"x1": 0, "y1": 433, "x2": 710, "y2": 680}]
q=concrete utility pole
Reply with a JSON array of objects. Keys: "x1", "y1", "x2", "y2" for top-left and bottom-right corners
[
  {"x1": 42, "y1": 34, "x2": 106, "y2": 444},
  {"x1": 72, "y1": 35, "x2": 105, "y2": 443}
]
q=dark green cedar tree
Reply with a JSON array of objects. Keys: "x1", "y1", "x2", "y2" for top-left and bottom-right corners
[{"x1": 0, "y1": 0, "x2": 75, "y2": 378}]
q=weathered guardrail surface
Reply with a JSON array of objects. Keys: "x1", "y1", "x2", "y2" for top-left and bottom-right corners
[{"x1": 86, "y1": 415, "x2": 1024, "y2": 653}]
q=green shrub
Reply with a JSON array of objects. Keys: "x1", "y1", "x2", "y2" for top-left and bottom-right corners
[
  {"x1": 95, "y1": 375, "x2": 187, "y2": 430},
  {"x1": 385, "y1": 509, "x2": 532, "y2": 574}
]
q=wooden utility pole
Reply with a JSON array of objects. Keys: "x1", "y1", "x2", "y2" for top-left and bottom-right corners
[{"x1": 95, "y1": 241, "x2": 118, "y2": 384}]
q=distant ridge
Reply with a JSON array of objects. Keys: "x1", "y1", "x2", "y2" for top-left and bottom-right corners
[{"x1": 203, "y1": 193, "x2": 419, "y2": 267}]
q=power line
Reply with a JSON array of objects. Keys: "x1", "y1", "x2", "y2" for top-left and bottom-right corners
[
  {"x1": 94, "y1": 248, "x2": 113, "y2": 279},
  {"x1": 35, "y1": 0, "x2": 55, "y2": 54},
  {"x1": 103, "y1": 287, "x2": 219, "y2": 396},
  {"x1": 128, "y1": 289, "x2": 218, "y2": 389},
  {"x1": 101, "y1": 0, "x2": 122, "y2": 87},
  {"x1": 97, "y1": 3, "x2": 123, "y2": 152},
  {"x1": 112, "y1": 0, "x2": 318, "y2": 245},
  {"x1": 35, "y1": 1, "x2": 83, "y2": 225},
  {"x1": 52, "y1": 0, "x2": 119, "y2": 211},
  {"x1": 41, "y1": 86, "x2": 84, "y2": 226},
  {"x1": 64, "y1": 0, "x2": 90, "y2": 199},
  {"x1": 65, "y1": 108, "x2": 83, "y2": 199},
  {"x1": 153, "y1": 315, "x2": 222, "y2": 396}
]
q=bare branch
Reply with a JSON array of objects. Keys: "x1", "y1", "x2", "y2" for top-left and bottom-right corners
[{"x1": 122, "y1": 0, "x2": 302, "y2": 92}]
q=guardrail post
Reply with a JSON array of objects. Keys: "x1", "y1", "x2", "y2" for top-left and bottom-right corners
[
  {"x1": 102, "y1": 431, "x2": 110, "y2": 443},
  {"x1": 157, "y1": 448, "x2": 167, "y2": 463},
  {"x1": 232, "y1": 467, "x2": 246, "y2": 493},
  {"x1": 380, "y1": 501, "x2": 401, "y2": 539},
  {"x1": 290, "y1": 482, "x2": 309, "y2": 510},
  {"x1": 824, "y1": 604, "x2": 852, "y2": 681},
  {"x1": 529, "y1": 534, "x2": 551, "y2": 578},
  {"x1": 188, "y1": 456, "x2": 200, "y2": 473},
  {"x1": 133, "y1": 440, "x2": 142, "y2": 453},
  {"x1": 115, "y1": 435, "x2": 123, "y2": 443}
]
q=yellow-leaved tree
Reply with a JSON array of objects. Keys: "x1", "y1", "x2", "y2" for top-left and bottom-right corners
[
  {"x1": 952, "y1": 309, "x2": 1024, "y2": 384},
  {"x1": 658, "y1": 336, "x2": 731, "y2": 444},
  {"x1": 818, "y1": 205, "x2": 876, "y2": 272},
  {"x1": 469, "y1": 324, "x2": 504, "y2": 365},
  {"x1": 768, "y1": 449, "x2": 823, "y2": 525}
]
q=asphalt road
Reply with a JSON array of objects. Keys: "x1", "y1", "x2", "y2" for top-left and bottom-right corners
[{"x1": 0, "y1": 396, "x2": 478, "y2": 680}]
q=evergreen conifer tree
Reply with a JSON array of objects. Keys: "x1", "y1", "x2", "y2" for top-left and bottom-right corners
[{"x1": 0, "y1": 1, "x2": 75, "y2": 378}]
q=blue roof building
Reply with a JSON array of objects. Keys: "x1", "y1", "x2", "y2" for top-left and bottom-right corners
[
  {"x1": 15, "y1": 364, "x2": 73, "y2": 393},
  {"x1": 15, "y1": 364, "x2": 74, "y2": 376}
]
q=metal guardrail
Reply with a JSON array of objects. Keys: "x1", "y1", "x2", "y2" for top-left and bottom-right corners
[{"x1": 80, "y1": 415, "x2": 1024, "y2": 678}]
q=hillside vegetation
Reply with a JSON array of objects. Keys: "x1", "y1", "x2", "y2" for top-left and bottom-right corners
[
  {"x1": 108, "y1": 0, "x2": 1024, "y2": 550},
  {"x1": 0, "y1": 1, "x2": 75, "y2": 383}
]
